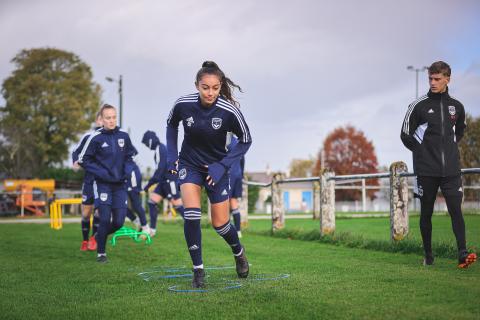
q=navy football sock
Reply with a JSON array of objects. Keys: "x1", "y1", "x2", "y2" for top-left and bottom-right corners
[
  {"x1": 231, "y1": 208, "x2": 241, "y2": 231},
  {"x1": 214, "y1": 221, "x2": 242, "y2": 255},
  {"x1": 148, "y1": 201, "x2": 158, "y2": 229},
  {"x1": 174, "y1": 205, "x2": 185, "y2": 218},
  {"x1": 126, "y1": 208, "x2": 137, "y2": 222},
  {"x1": 130, "y1": 192, "x2": 147, "y2": 226},
  {"x1": 96, "y1": 205, "x2": 112, "y2": 254},
  {"x1": 92, "y1": 214, "x2": 99, "y2": 237},
  {"x1": 183, "y1": 207, "x2": 203, "y2": 267},
  {"x1": 81, "y1": 217, "x2": 90, "y2": 241}
]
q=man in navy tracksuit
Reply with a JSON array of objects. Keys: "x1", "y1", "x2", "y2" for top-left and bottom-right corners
[
  {"x1": 166, "y1": 60, "x2": 252, "y2": 287},
  {"x1": 125, "y1": 161, "x2": 148, "y2": 234},
  {"x1": 79, "y1": 104, "x2": 137, "y2": 263},
  {"x1": 71, "y1": 112, "x2": 102, "y2": 252},
  {"x1": 228, "y1": 135, "x2": 245, "y2": 238},
  {"x1": 141, "y1": 130, "x2": 184, "y2": 237},
  {"x1": 401, "y1": 61, "x2": 476, "y2": 268}
]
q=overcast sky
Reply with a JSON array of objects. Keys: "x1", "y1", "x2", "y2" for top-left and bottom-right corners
[{"x1": 1, "y1": 0, "x2": 479, "y2": 174}]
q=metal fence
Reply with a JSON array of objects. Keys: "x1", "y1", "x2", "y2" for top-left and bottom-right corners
[
  {"x1": 246, "y1": 168, "x2": 480, "y2": 212},
  {"x1": 242, "y1": 163, "x2": 480, "y2": 240}
]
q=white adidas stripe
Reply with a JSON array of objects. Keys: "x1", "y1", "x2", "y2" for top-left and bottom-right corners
[
  {"x1": 175, "y1": 93, "x2": 198, "y2": 103},
  {"x1": 78, "y1": 130, "x2": 102, "y2": 163},
  {"x1": 73, "y1": 131, "x2": 92, "y2": 155},
  {"x1": 402, "y1": 95, "x2": 427, "y2": 134},
  {"x1": 217, "y1": 99, "x2": 250, "y2": 143},
  {"x1": 216, "y1": 223, "x2": 231, "y2": 235},
  {"x1": 184, "y1": 210, "x2": 201, "y2": 214}
]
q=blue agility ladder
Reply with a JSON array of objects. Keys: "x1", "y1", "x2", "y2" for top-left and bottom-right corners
[{"x1": 111, "y1": 226, "x2": 152, "y2": 246}]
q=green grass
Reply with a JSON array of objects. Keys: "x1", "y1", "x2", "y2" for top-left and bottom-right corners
[
  {"x1": 246, "y1": 215, "x2": 480, "y2": 258},
  {"x1": 0, "y1": 221, "x2": 479, "y2": 320}
]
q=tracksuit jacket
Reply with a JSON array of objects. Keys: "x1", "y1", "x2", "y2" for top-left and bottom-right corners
[
  {"x1": 78, "y1": 126, "x2": 137, "y2": 184},
  {"x1": 401, "y1": 88, "x2": 466, "y2": 177}
]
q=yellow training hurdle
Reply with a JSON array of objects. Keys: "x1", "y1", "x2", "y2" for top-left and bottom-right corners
[{"x1": 50, "y1": 198, "x2": 82, "y2": 230}]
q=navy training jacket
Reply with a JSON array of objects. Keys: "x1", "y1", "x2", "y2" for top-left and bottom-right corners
[{"x1": 78, "y1": 126, "x2": 137, "y2": 184}]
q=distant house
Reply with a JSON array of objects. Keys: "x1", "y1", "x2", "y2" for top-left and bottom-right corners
[{"x1": 245, "y1": 171, "x2": 315, "y2": 213}]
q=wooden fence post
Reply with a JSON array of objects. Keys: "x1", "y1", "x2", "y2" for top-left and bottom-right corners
[
  {"x1": 271, "y1": 172, "x2": 285, "y2": 233},
  {"x1": 320, "y1": 171, "x2": 335, "y2": 235},
  {"x1": 389, "y1": 161, "x2": 409, "y2": 241},
  {"x1": 313, "y1": 180, "x2": 320, "y2": 219},
  {"x1": 240, "y1": 175, "x2": 249, "y2": 228}
]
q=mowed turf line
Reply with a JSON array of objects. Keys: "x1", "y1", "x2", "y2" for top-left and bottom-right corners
[{"x1": 0, "y1": 222, "x2": 478, "y2": 320}]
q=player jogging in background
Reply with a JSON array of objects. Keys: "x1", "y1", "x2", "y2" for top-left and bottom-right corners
[
  {"x1": 400, "y1": 61, "x2": 476, "y2": 268},
  {"x1": 167, "y1": 61, "x2": 252, "y2": 288},
  {"x1": 125, "y1": 161, "x2": 149, "y2": 235},
  {"x1": 228, "y1": 134, "x2": 245, "y2": 238},
  {"x1": 72, "y1": 111, "x2": 102, "y2": 252},
  {"x1": 141, "y1": 130, "x2": 185, "y2": 237},
  {"x1": 79, "y1": 104, "x2": 137, "y2": 263}
]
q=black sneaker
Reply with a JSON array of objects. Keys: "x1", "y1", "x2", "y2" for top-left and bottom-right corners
[
  {"x1": 192, "y1": 268, "x2": 205, "y2": 288},
  {"x1": 423, "y1": 253, "x2": 434, "y2": 266},
  {"x1": 96, "y1": 255, "x2": 108, "y2": 263},
  {"x1": 234, "y1": 247, "x2": 249, "y2": 278}
]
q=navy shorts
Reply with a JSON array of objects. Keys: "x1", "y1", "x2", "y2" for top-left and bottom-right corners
[
  {"x1": 82, "y1": 181, "x2": 95, "y2": 205},
  {"x1": 230, "y1": 174, "x2": 243, "y2": 199},
  {"x1": 177, "y1": 163, "x2": 230, "y2": 204},
  {"x1": 153, "y1": 179, "x2": 181, "y2": 200},
  {"x1": 94, "y1": 182, "x2": 128, "y2": 209}
]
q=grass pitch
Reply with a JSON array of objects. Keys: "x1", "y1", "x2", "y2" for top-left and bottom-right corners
[{"x1": 0, "y1": 218, "x2": 479, "y2": 320}]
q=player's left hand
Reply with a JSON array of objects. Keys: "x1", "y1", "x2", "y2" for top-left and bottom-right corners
[{"x1": 205, "y1": 162, "x2": 226, "y2": 186}]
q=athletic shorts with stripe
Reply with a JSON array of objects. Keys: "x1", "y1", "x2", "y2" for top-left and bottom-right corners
[{"x1": 177, "y1": 162, "x2": 230, "y2": 204}]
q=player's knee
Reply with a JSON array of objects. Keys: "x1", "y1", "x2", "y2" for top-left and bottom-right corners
[{"x1": 149, "y1": 193, "x2": 161, "y2": 204}]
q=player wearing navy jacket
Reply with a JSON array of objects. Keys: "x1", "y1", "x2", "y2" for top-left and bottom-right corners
[
  {"x1": 71, "y1": 111, "x2": 102, "y2": 252},
  {"x1": 167, "y1": 61, "x2": 252, "y2": 287},
  {"x1": 79, "y1": 104, "x2": 137, "y2": 263},
  {"x1": 141, "y1": 130, "x2": 184, "y2": 237},
  {"x1": 125, "y1": 161, "x2": 148, "y2": 234},
  {"x1": 228, "y1": 135, "x2": 245, "y2": 238}
]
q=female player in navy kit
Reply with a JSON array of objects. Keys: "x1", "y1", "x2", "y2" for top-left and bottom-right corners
[
  {"x1": 166, "y1": 61, "x2": 252, "y2": 287},
  {"x1": 79, "y1": 104, "x2": 137, "y2": 263}
]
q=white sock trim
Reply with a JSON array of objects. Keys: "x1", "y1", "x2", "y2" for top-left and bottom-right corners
[
  {"x1": 233, "y1": 247, "x2": 243, "y2": 257},
  {"x1": 193, "y1": 264, "x2": 204, "y2": 270}
]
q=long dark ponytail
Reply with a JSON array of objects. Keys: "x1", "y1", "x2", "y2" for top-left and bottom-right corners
[{"x1": 196, "y1": 61, "x2": 242, "y2": 107}]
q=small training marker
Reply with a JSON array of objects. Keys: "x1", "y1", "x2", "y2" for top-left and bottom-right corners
[{"x1": 168, "y1": 281, "x2": 242, "y2": 293}]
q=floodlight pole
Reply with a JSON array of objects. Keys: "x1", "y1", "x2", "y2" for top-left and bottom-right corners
[
  {"x1": 105, "y1": 75, "x2": 123, "y2": 128},
  {"x1": 406, "y1": 66, "x2": 428, "y2": 99}
]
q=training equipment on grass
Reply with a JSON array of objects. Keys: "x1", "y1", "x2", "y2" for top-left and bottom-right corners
[
  {"x1": 111, "y1": 226, "x2": 152, "y2": 246},
  {"x1": 50, "y1": 198, "x2": 82, "y2": 230},
  {"x1": 135, "y1": 265, "x2": 290, "y2": 293},
  {"x1": 168, "y1": 281, "x2": 242, "y2": 293}
]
